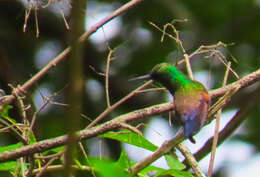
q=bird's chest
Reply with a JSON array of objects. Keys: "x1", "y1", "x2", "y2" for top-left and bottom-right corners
[{"x1": 174, "y1": 91, "x2": 201, "y2": 115}]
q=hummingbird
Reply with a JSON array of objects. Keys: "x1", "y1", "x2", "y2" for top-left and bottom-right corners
[{"x1": 131, "y1": 63, "x2": 210, "y2": 143}]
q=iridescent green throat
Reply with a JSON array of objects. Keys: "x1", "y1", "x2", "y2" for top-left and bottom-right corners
[
  {"x1": 150, "y1": 63, "x2": 192, "y2": 94},
  {"x1": 168, "y1": 65, "x2": 191, "y2": 86}
]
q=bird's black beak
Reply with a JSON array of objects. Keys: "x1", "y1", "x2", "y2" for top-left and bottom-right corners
[{"x1": 129, "y1": 74, "x2": 152, "y2": 81}]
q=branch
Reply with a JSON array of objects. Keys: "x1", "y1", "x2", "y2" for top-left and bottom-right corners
[
  {"x1": 0, "y1": 66, "x2": 259, "y2": 162},
  {"x1": 64, "y1": 0, "x2": 86, "y2": 176},
  {"x1": 210, "y1": 67, "x2": 260, "y2": 98},
  {"x1": 183, "y1": 85, "x2": 260, "y2": 168},
  {"x1": 0, "y1": 102, "x2": 173, "y2": 162},
  {"x1": 207, "y1": 62, "x2": 231, "y2": 177},
  {"x1": 32, "y1": 165, "x2": 92, "y2": 175},
  {"x1": 176, "y1": 143, "x2": 205, "y2": 177},
  {"x1": 183, "y1": 103, "x2": 254, "y2": 168},
  {"x1": 129, "y1": 128, "x2": 185, "y2": 175},
  {"x1": 0, "y1": 0, "x2": 143, "y2": 113},
  {"x1": 129, "y1": 68, "x2": 260, "y2": 174},
  {"x1": 87, "y1": 80, "x2": 153, "y2": 128}
]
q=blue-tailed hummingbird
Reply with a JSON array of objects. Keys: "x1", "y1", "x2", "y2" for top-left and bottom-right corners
[{"x1": 131, "y1": 63, "x2": 210, "y2": 143}]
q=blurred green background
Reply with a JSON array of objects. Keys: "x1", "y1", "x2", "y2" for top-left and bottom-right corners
[{"x1": 0, "y1": 0, "x2": 260, "y2": 176}]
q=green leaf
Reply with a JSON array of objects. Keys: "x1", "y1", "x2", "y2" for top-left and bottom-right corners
[
  {"x1": 28, "y1": 130, "x2": 37, "y2": 144},
  {"x1": 0, "y1": 143, "x2": 23, "y2": 154},
  {"x1": 0, "y1": 161, "x2": 18, "y2": 171},
  {"x1": 130, "y1": 157, "x2": 187, "y2": 177},
  {"x1": 137, "y1": 164, "x2": 165, "y2": 177},
  {"x1": 165, "y1": 155, "x2": 186, "y2": 170},
  {"x1": 74, "y1": 159, "x2": 83, "y2": 169},
  {"x1": 1, "y1": 105, "x2": 16, "y2": 125},
  {"x1": 90, "y1": 158, "x2": 132, "y2": 177},
  {"x1": 115, "y1": 150, "x2": 131, "y2": 169},
  {"x1": 42, "y1": 146, "x2": 64, "y2": 155},
  {"x1": 0, "y1": 161, "x2": 29, "y2": 172},
  {"x1": 154, "y1": 169, "x2": 194, "y2": 177},
  {"x1": 100, "y1": 130, "x2": 158, "y2": 151},
  {"x1": 1, "y1": 105, "x2": 12, "y2": 118}
]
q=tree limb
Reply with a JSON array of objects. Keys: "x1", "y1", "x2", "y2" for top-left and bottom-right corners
[
  {"x1": 0, "y1": 102, "x2": 173, "y2": 162},
  {"x1": 0, "y1": 67, "x2": 259, "y2": 163},
  {"x1": 0, "y1": 0, "x2": 143, "y2": 114}
]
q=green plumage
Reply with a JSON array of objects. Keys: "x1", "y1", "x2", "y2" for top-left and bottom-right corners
[{"x1": 132, "y1": 63, "x2": 210, "y2": 143}]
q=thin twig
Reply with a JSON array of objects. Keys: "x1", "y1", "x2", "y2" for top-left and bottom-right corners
[
  {"x1": 129, "y1": 128, "x2": 184, "y2": 175},
  {"x1": 34, "y1": 7, "x2": 39, "y2": 38},
  {"x1": 105, "y1": 49, "x2": 114, "y2": 107},
  {"x1": 130, "y1": 80, "x2": 240, "y2": 175},
  {"x1": 0, "y1": 67, "x2": 260, "y2": 162},
  {"x1": 0, "y1": 0, "x2": 144, "y2": 114},
  {"x1": 135, "y1": 87, "x2": 166, "y2": 93},
  {"x1": 184, "y1": 54, "x2": 194, "y2": 80},
  {"x1": 86, "y1": 80, "x2": 153, "y2": 128},
  {"x1": 149, "y1": 22, "x2": 177, "y2": 41},
  {"x1": 119, "y1": 123, "x2": 143, "y2": 136},
  {"x1": 0, "y1": 116, "x2": 27, "y2": 144},
  {"x1": 30, "y1": 88, "x2": 68, "y2": 131},
  {"x1": 207, "y1": 62, "x2": 231, "y2": 177},
  {"x1": 32, "y1": 165, "x2": 92, "y2": 175},
  {"x1": 20, "y1": 157, "x2": 26, "y2": 177},
  {"x1": 23, "y1": 6, "x2": 32, "y2": 33},
  {"x1": 208, "y1": 50, "x2": 239, "y2": 79},
  {"x1": 60, "y1": 9, "x2": 70, "y2": 30},
  {"x1": 176, "y1": 42, "x2": 227, "y2": 66},
  {"x1": 35, "y1": 150, "x2": 64, "y2": 177},
  {"x1": 78, "y1": 141, "x2": 98, "y2": 176},
  {"x1": 0, "y1": 101, "x2": 174, "y2": 162},
  {"x1": 163, "y1": 23, "x2": 194, "y2": 80},
  {"x1": 183, "y1": 100, "x2": 257, "y2": 168}
]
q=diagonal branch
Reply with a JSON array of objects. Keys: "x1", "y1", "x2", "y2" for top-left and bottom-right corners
[
  {"x1": 129, "y1": 68, "x2": 260, "y2": 174},
  {"x1": 183, "y1": 86, "x2": 260, "y2": 168},
  {"x1": 210, "y1": 67, "x2": 260, "y2": 98},
  {"x1": 183, "y1": 103, "x2": 255, "y2": 168},
  {"x1": 0, "y1": 66, "x2": 259, "y2": 167},
  {"x1": 0, "y1": 102, "x2": 173, "y2": 162},
  {"x1": 0, "y1": 0, "x2": 143, "y2": 114}
]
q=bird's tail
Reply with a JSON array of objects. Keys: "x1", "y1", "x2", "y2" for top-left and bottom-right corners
[
  {"x1": 184, "y1": 119, "x2": 201, "y2": 144},
  {"x1": 188, "y1": 136, "x2": 196, "y2": 144}
]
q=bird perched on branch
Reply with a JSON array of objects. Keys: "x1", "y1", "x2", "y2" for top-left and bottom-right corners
[{"x1": 131, "y1": 63, "x2": 210, "y2": 143}]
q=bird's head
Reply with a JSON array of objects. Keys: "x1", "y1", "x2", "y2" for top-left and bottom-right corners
[
  {"x1": 150, "y1": 63, "x2": 174, "y2": 82},
  {"x1": 129, "y1": 63, "x2": 189, "y2": 93},
  {"x1": 129, "y1": 63, "x2": 173, "y2": 82}
]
